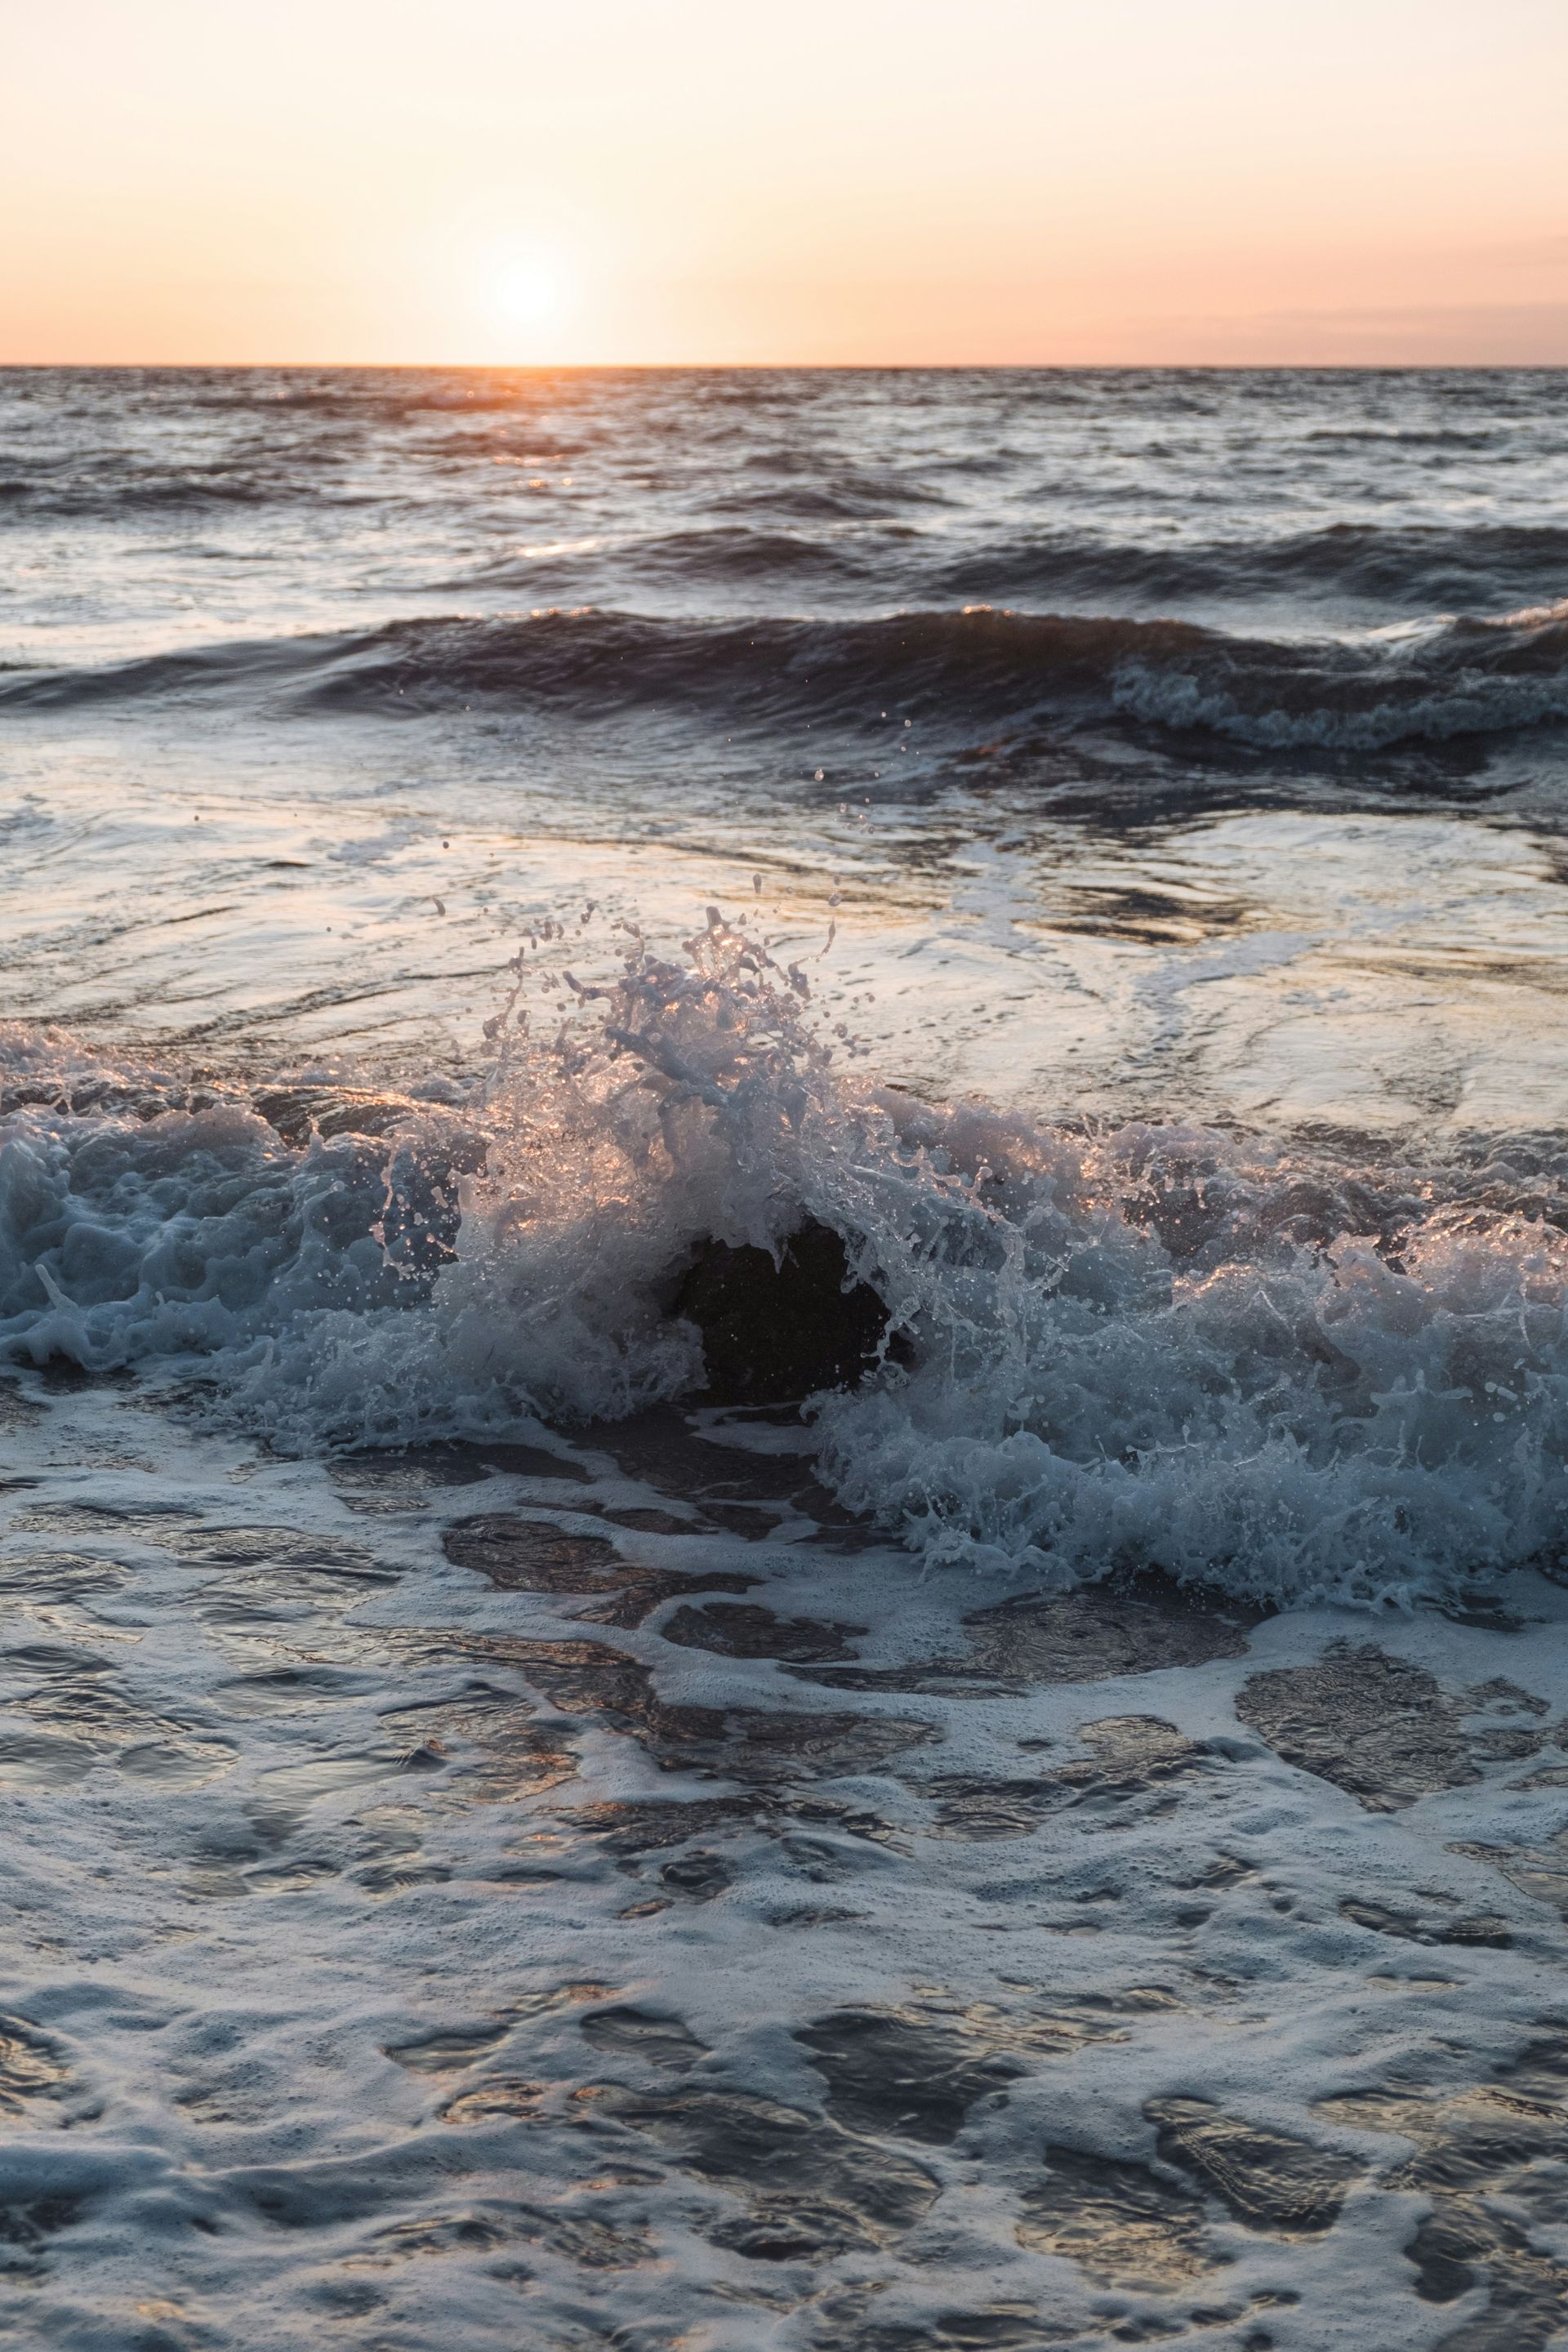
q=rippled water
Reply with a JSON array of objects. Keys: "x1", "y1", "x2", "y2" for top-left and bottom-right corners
[
  {"x1": 6, "y1": 368, "x2": 1568, "y2": 2350},
  {"x1": 6, "y1": 367, "x2": 1568, "y2": 1131}
]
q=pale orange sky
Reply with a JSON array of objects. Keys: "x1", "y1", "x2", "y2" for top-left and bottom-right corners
[{"x1": 4, "y1": 0, "x2": 1567, "y2": 365}]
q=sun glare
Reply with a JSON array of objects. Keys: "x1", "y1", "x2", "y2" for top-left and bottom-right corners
[
  {"x1": 495, "y1": 262, "x2": 559, "y2": 327},
  {"x1": 475, "y1": 244, "x2": 577, "y2": 351}
]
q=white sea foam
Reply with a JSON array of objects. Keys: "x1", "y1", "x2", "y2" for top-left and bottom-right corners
[
  {"x1": 1111, "y1": 597, "x2": 1568, "y2": 750},
  {"x1": 7, "y1": 1373, "x2": 1566, "y2": 2349},
  {"x1": 8, "y1": 919, "x2": 1568, "y2": 1613}
]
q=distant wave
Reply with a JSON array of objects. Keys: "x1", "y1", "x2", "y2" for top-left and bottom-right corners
[
  {"x1": 933, "y1": 521, "x2": 1568, "y2": 615},
  {"x1": 0, "y1": 470, "x2": 379, "y2": 517},
  {"x1": 444, "y1": 519, "x2": 1568, "y2": 614},
  {"x1": 1298, "y1": 425, "x2": 1507, "y2": 448},
  {"x1": 445, "y1": 527, "x2": 897, "y2": 605},
  {"x1": 8, "y1": 598, "x2": 1568, "y2": 753}
]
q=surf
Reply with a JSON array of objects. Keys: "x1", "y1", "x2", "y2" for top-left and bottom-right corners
[{"x1": 7, "y1": 909, "x2": 1568, "y2": 1615}]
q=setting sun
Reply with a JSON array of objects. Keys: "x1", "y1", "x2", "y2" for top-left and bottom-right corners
[
  {"x1": 3, "y1": 0, "x2": 1566, "y2": 363},
  {"x1": 484, "y1": 250, "x2": 574, "y2": 341}
]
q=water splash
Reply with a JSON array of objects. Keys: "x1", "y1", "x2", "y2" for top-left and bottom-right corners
[{"x1": 7, "y1": 918, "x2": 1568, "y2": 1609}]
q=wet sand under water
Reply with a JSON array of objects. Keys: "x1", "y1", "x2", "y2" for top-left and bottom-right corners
[{"x1": 7, "y1": 1370, "x2": 1568, "y2": 2348}]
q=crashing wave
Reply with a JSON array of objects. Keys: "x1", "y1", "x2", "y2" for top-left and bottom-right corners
[{"x1": 7, "y1": 919, "x2": 1568, "y2": 1611}]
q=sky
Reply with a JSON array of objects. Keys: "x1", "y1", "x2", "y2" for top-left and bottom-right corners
[{"x1": 3, "y1": 0, "x2": 1567, "y2": 366}]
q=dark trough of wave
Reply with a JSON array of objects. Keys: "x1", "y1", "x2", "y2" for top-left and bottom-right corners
[{"x1": 6, "y1": 598, "x2": 1568, "y2": 754}]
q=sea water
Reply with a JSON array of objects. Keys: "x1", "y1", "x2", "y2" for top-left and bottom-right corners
[{"x1": 4, "y1": 368, "x2": 1568, "y2": 2347}]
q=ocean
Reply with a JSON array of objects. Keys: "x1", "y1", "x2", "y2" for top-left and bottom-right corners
[{"x1": 5, "y1": 365, "x2": 1568, "y2": 2346}]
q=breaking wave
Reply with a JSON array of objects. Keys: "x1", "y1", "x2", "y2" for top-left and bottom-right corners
[
  {"x1": 7, "y1": 599, "x2": 1568, "y2": 753},
  {"x1": 8, "y1": 920, "x2": 1568, "y2": 1612}
]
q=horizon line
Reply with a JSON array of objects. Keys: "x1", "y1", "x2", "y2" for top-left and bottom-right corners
[{"x1": 6, "y1": 357, "x2": 1568, "y2": 373}]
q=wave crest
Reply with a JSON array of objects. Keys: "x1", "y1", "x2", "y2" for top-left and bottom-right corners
[
  {"x1": 9, "y1": 599, "x2": 1568, "y2": 753},
  {"x1": 8, "y1": 927, "x2": 1568, "y2": 1610}
]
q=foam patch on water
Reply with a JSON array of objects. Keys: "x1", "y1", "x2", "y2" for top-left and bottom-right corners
[
  {"x1": 7, "y1": 915, "x2": 1568, "y2": 1610},
  {"x1": 1109, "y1": 599, "x2": 1568, "y2": 750}
]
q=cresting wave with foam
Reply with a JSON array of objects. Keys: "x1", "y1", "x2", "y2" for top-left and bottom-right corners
[
  {"x1": 7, "y1": 598, "x2": 1568, "y2": 753},
  {"x1": 8, "y1": 920, "x2": 1568, "y2": 1612}
]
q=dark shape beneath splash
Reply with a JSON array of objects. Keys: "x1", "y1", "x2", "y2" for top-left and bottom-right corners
[
  {"x1": 591, "y1": 1408, "x2": 817, "y2": 1506},
  {"x1": 670, "y1": 1222, "x2": 895, "y2": 1406}
]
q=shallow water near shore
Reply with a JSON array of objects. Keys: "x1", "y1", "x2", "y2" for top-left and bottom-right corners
[
  {"x1": 8, "y1": 365, "x2": 1568, "y2": 2345},
  {"x1": 10, "y1": 1370, "x2": 1568, "y2": 2348}
]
